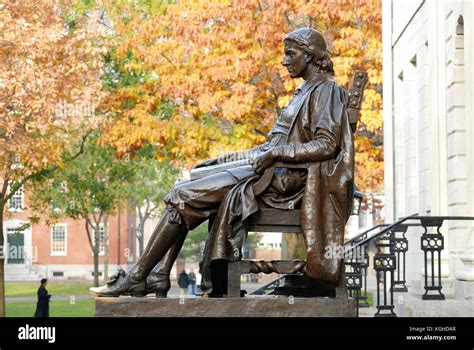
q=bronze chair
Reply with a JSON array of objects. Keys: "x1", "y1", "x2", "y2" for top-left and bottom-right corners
[{"x1": 226, "y1": 71, "x2": 368, "y2": 297}]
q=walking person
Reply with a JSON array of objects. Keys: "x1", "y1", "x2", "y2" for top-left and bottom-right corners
[
  {"x1": 34, "y1": 278, "x2": 51, "y2": 317},
  {"x1": 177, "y1": 270, "x2": 189, "y2": 296},
  {"x1": 187, "y1": 268, "x2": 196, "y2": 295}
]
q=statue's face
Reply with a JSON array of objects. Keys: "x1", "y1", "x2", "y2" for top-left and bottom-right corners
[{"x1": 282, "y1": 40, "x2": 309, "y2": 78}]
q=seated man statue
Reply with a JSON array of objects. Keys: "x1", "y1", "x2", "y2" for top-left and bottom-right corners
[{"x1": 90, "y1": 27, "x2": 355, "y2": 297}]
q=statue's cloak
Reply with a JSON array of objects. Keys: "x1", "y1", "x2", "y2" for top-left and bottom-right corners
[{"x1": 197, "y1": 75, "x2": 355, "y2": 291}]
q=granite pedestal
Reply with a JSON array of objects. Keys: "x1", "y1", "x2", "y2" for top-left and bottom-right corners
[{"x1": 95, "y1": 295, "x2": 356, "y2": 317}]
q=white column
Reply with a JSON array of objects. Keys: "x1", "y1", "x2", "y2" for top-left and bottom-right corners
[
  {"x1": 454, "y1": 0, "x2": 474, "y2": 294},
  {"x1": 417, "y1": 42, "x2": 431, "y2": 214},
  {"x1": 428, "y1": 0, "x2": 448, "y2": 217},
  {"x1": 403, "y1": 61, "x2": 418, "y2": 216},
  {"x1": 444, "y1": 2, "x2": 467, "y2": 282}
]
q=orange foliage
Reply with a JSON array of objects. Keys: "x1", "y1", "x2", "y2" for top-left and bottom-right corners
[
  {"x1": 102, "y1": 0, "x2": 383, "y2": 191},
  {"x1": 0, "y1": 0, "x2": 109, "y2": 181}
]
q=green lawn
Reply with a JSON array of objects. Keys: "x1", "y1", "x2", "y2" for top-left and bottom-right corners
[
  {"x1": 6, "y1": 282, "x2": 95, "y2": 317},
  {"x1": 359, "y1": 291, "x2": 373, "y2": 306},
  {"x1": 6, "y1": 299, "x2": 95, "y2": 317},
  {"x1": 6, "y1": 283, "x2": 92, "y2": 298}
]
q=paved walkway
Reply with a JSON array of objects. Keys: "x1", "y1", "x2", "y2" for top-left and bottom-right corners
[
  {"x1": 6, "y1": 294, "x2": 94, "y2": 303},
  {"x1": 6, "y1": 282, "x2": 263, "y2": 302}
]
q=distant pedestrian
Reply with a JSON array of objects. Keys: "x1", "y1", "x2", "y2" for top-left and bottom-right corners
[
  {"x1": 188, "y1": 268, "x2": 196, "y2": 295},
  {"x1": 178, "y1": 270, "x2": 189, "y2": 296},
  {"x1": 34, "y1": 278, "x2": 51, "y2": 317}
]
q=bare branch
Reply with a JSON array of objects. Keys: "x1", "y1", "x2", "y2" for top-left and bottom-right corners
[
  {"x1": 85, "y1": 217, "x2": 94, "y2": 251},
  {"x1": 284, "y1": 11, "x2": 293, "y2": 28}
]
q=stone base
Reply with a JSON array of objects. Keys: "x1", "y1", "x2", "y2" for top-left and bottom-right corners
[
  {"x1": 454, "y1": 280, "x2": 474, "y2": 300},
  {"x1": 394, "y1": 292, "x2": 474, "y2": 317},
  {"x1": 95, "y1": 295, "x2": 356, "y2": 317},
  {"x1": 409, "y1": 277, "x2": 454, "y2": 298}
]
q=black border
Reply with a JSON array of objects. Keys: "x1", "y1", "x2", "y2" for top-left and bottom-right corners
[{"x1": 0, "y1": 317, "x2": 473, "y2": 347}]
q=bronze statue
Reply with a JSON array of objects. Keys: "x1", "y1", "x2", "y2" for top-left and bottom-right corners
[{"x1": 90, "y1": 27, "x2": 355, "y2": 297}]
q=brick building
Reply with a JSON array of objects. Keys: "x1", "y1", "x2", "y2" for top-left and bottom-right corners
[{"x1": 2, "y1": 184, "x2": 136, "y2": 282}]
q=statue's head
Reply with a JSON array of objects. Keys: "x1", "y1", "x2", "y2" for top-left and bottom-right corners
[{"x1": 282, "y1": 27, "x2": 334, "y2": 78}]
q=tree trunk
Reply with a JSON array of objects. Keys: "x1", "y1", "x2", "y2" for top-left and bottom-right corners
[
  {"x1": 136, "y1": 208, "x2": 148, "y2": 257},
  {"x1": 84, "y1": 218, "x2": 98, "y2": 287},
  {"x1": 0, "y1": 208, "x2": 5, "y2": 317},
  {"x1": 93, "y1": 250, "x2": 99, "y2": 287},
  {"x1": 138, "y1": 233, "x2": 144, "y2": 257},
  {"x1": 103, "y1": 215, "x2": 109, "y2": 283},
  {"x1": 91, "y1": 214, "x2": 103, "y2": 287},
  {"x1": 281, "y1": 232, "x2": 306, "y2": 260}
]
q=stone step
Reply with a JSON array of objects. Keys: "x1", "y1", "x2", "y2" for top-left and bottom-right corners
[
  {"x1": 5, "y1": 275, "x2": 40, "y2": 282},
  {"x1": 5, "y1": 265, "x2": 41, "y2": 282}
]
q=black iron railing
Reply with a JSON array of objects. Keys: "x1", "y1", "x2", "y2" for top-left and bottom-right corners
[
  {"x1": 344, "y1": 215, "x2": 474, "y2": 317},
  {"x1": 344, "y1": 223, "x2": 388, "y2": 308},
  {"x1": 247, "y1": 215, "x2": 474, "y2": 317},
  {"x1": 247, "y1": 274, "x2": 287, "y2": 296}
]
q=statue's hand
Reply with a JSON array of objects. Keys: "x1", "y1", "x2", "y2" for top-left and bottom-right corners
[{"x1": 251, "y1": 148, "x2": 281, "y2": 173}]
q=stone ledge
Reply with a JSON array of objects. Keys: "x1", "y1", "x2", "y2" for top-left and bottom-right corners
[
  {"x1": 95, "y1": 296, "x2": 356, "y2": 317},
  {"x1": 454, "y1": 280, "x2": 474, "y2": 300},
  {"x1": 394, "y1": 292, "x2": 474, "y2": 317}
]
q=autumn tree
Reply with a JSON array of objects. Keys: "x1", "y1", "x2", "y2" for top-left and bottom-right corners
[
  {"x1": 120, "y1": 145, "x2": 181, "y2": 256},
  {"x1": 100, "y1": 0, "x2": 383, "y2": 192},
  {"x1": 0, "y1": 0, "x2": 109, "y2": 315},
  {"x1": 29, "y1": 133, "x2": 135, "y2": 287}
]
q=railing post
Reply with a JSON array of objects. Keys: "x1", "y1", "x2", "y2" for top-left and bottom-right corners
[
  {"x1": 345, "y1": 244, "x2": 366, "y2": 316},
  {"x1": 373, "y1": 231, "x2": 397, "y2": 317},
  {"x1": 352, "y1": 234, "x2": 370, "y2": 308},
  {"x1": 345, "y1": 264, "x2": 362, "y2": 317},
  {"x1": 390, "y1": 224, "x2": 408, "y2": 292},
  {"x1": 359, "y1": 256, "x2": 370, "y2": 308},
  {"x1": 420, "y1": 218, "x2": 446, "y2": 300}
]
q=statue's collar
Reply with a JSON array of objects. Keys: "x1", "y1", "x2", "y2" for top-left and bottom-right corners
[{"x1": 295, "y1": 72, "x2": 332, "y2": 96}]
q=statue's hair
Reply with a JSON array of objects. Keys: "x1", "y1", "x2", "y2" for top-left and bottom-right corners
[{"x1": 284, "y1": 28, "x2": 335, "y2": 76}]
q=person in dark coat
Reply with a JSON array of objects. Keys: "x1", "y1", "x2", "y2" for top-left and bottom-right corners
[
  {"x1": 177, "y1": 270, "x2": 189, "y2": 296},
  {"x1": 34, "y1": 278, "x2": 51, "y2": 317}
]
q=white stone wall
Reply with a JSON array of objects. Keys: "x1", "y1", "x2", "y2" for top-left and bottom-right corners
[
  {"x1": 444, "y1": 3, "x2": 470, "y2": 282},
  {"x1": 456, "y1": 0, "x2": 474, "y2": 286},
  {"x1": 388, "y1": 1, "x2": 430, "y2": 284},
  {"x1": 384, "y1": 0, "x2": 474, "y2": 301}
]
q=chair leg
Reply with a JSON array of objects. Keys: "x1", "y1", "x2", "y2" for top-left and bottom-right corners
[{"x1": 227, "y1": 262, "x2": 242, "y2": 298}]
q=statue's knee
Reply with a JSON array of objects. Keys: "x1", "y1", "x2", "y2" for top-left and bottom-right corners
[{"x1": 170, "y1": 185, "x2": 183, "y2": 198}]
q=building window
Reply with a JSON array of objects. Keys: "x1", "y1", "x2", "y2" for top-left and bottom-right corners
[
  {"x1": 93, "y1": 224, "x2": 106, "y2": 255},
  {"x1": 51, "y1": 224, "x2": 67, "y2": 256},
  {"x1": 7, "y1": 183, "x2": 24, "y2": 211}
]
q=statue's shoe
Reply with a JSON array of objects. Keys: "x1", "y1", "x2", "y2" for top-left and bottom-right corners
[
  {"x1": 146, "y1": 271, "x2": 171, "y2": 298},
  {"x1": 198, "y1": 277, "x2": 213, "y2": 296},
  {"x1": 90, "y1": 271, "x2": 146, "y2": 297}
]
